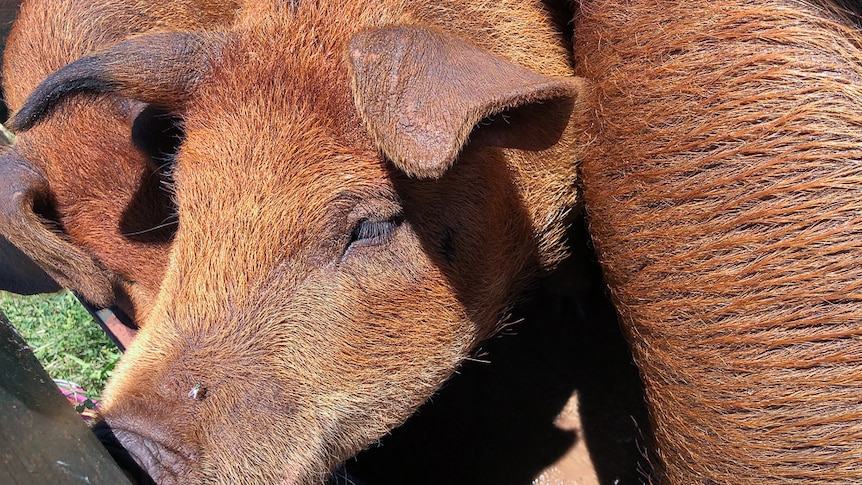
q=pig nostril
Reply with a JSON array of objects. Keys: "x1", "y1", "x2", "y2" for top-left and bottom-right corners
[{"x1": 187, "y1": 382, "x2": 206, "y2": 401}]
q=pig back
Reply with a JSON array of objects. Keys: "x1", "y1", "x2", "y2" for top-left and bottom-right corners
[{"x1": 575, "y1": 1, "x2": 862, "y2": 483}]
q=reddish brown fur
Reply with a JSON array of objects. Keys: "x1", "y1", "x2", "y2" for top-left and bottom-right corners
[
  {"x1": 575, "y1": 0, "x2": 862, "y2": 482},
  {"x1": 0, "y1": 1, "x2": 590, "y2": 483},
  {"x1": 2, "y1": 0, "x2": 241, "y2": 315}
]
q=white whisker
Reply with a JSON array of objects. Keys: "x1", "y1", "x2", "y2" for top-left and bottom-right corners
[{"x1": 121, "y1": 218, "x2": 178, "y2": 237}]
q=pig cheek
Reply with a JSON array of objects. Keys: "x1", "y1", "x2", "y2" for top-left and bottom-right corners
[
  {"x1": 185, "y1": 274, "x2": 472, "y2": 482},
  {"x1": 194, "y1": 400, "x2": 326, "y2": 484},
  {"x1": 309, "y1": 249, "x2": 476, "y2": 448}
]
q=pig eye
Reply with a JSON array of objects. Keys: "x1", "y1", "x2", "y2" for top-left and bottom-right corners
[{"x1": 348, "y1": 215, "x2": 402, "y2": 248}]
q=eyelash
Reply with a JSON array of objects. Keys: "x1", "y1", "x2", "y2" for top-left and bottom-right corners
[{"x1": 348, "y1": 215, "x2": 403, "y2": 247}]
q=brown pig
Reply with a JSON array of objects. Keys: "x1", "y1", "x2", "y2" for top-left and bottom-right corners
[
  {"x1": 0, "y1": 0, "x2": 242, "y2": 320},
  {"x1": 574, "y1": 0, "x2": 862, "y2": 483},
  {"x1": 8, "y1": 1, "x2": 589, "y2": 483}
]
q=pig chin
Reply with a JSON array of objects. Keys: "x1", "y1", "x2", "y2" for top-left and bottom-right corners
[{"x1": 100, "y1": 427, "x2": 372, "y2": 485}]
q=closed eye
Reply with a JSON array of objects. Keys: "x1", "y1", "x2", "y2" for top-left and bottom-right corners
[{"x1": 349, "y1": 215, "x2": 403, "y2": 248}]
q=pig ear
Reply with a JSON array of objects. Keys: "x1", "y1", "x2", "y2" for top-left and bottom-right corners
[
  {"x1": 348, "y1": 26, "x2": 586, "y2": 179},
  {"x1": 8, "y1": 31, "x2": 224, "y2": 132},
  {"x1": 0, "y1": 147, "x2": 113, "y2": 305}
]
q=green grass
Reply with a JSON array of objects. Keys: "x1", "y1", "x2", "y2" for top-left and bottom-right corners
[{"x1": 0, "y1": 290, "x2": 121, "y2": 400}]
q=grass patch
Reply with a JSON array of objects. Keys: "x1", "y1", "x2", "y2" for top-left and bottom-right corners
[{"x1": 0, "y1": 290, "x2": 121, "y2": 400}]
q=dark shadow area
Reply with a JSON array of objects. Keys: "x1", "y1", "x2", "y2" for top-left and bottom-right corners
[
  {"x1": 117, "y1": 106, "x2": 182, "y2": 245},
  {"x1": 344, "y1": 217, "x2": 650, "y2": 485},
  {"x1": 0, "y1": 83, "x2": 7, "y2": 123},
  {"x1": 545, "y1": 0, "x2": 576, "y2": 65},
  {"x1": 566, "y1": 219, "x2": 652, "y2": 484},
  {"x1": 0, "y1": 233, "x2": 60, "y2": 294},
  {"x1": 345, "y1": 285, "x2": 580, "y2": 485}
]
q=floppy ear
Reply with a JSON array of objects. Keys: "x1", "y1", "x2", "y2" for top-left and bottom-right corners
[
  {"x1": 8, "y1": 31, "x2": 225, "y2": 132},
  {"x1": 348, "y1": 26, "x2": 586, "y2": 179},
  {"x1": 0, "y1": 147, "x2": 112, "y2": 305}
]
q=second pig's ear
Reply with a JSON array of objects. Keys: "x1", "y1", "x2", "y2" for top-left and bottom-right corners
[
  {"x1": 348, "y1": 25, "x2": 587, "y2": 179},
  {"x1": 0, "y1": 146, "x2": 112, "y2": 305},
  {"x1": 8, "y1": 31, "x2": 225, "y2": 133}
]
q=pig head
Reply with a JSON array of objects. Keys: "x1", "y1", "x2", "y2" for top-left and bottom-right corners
[
  {"x1": 9, "y1": 2, "x2": 588, "y2": 483},
  {"x1": 575, "y1": 0, "x2": 862, "y2": 483},
  {"x1": 0, "y1": 0, "x2": 241, "y2": 318}
]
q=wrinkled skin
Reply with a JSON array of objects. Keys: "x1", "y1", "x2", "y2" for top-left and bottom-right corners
[{"x1": 8, "y1": 1, "x2": 587, "y2": 483}]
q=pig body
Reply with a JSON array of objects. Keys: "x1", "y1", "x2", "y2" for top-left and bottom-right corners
[
  {"x1": 575, "y1": 0, "x2": 862, "y2": 482},
  {"x1": 7, "y1": 1, "x2": 587, "y2": 483}
]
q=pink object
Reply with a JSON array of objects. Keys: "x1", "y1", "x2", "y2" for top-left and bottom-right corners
[{"x1": 54, "y1": 378, "x2": 99, "y2": 423}]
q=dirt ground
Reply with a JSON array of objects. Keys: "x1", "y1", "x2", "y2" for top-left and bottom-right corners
[{"x1": 342, "y1": 218, "x2": 652, "y2": 485}]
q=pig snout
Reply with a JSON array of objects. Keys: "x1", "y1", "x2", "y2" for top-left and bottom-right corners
[
  {"x1": 94, "y1": 389, "x2": 203, "y2": 484},
  {"x1": 93, "y1": 420, "x2": 164, "y2": 485},
  {"x1": 96, "y1": 419, "x2": 365, "y2": 485},
  {"x1": 95, "y1": 368, "x2": 366, "y2": 484}
]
